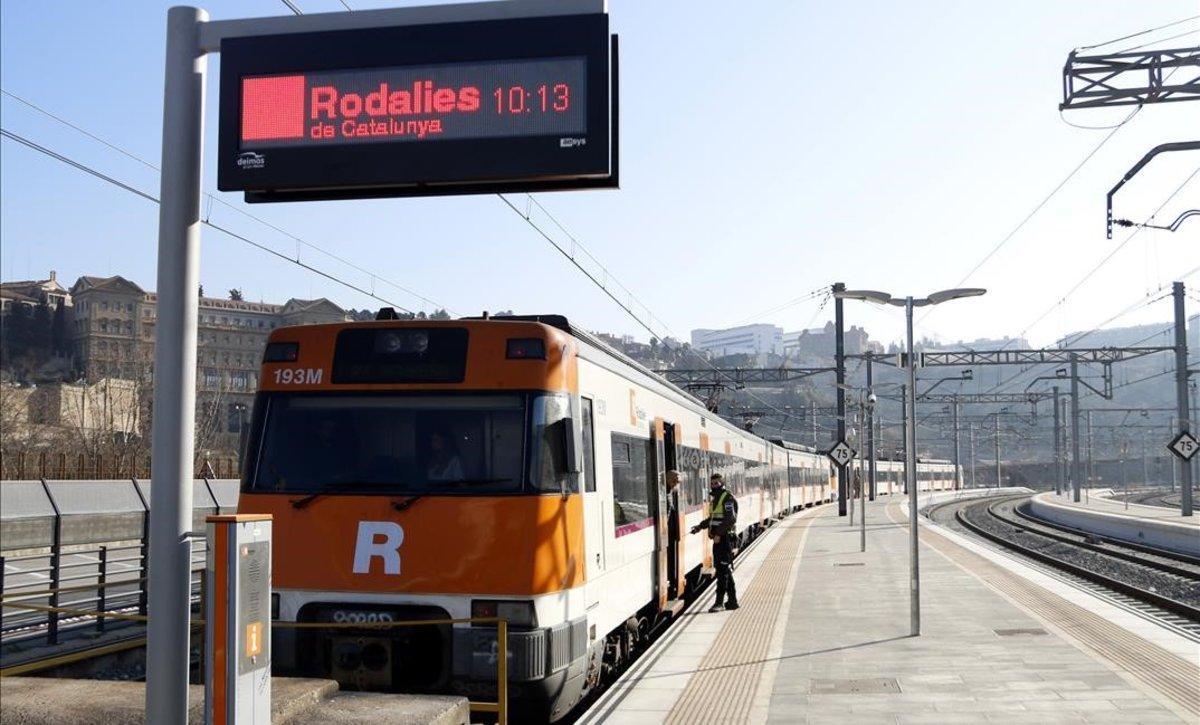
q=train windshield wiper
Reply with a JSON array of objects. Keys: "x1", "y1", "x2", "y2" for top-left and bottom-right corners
[
  {"x1": 290, "y1": 492, "x2": 327, "y2": 509},
  {"x1": 392, "y1": 495, "x2": 423, "y2": 513}
]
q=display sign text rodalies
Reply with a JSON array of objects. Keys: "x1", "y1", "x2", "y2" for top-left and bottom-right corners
[{"x1": 218, "y1": 13, "x2": 616, "y2": 202}]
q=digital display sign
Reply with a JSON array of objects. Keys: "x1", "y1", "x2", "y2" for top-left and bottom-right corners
[
  {"x1": 218, "y1": 13, "x2": 615, "y2": 202},
  {"x1": 241, "y1": 57, "x2": 587, "y2": 148}
]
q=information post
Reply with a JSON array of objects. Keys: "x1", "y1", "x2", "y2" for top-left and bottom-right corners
[{"x1": 205, "y1": 514, "x2": 273, "y2": 725}]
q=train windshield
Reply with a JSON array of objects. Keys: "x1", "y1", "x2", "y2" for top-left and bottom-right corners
[{"x1": 246, "y1": 392, "x2": 543, "y2": 495}]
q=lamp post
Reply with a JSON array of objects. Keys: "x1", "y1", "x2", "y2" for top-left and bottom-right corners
[{"x1": 835, "y1": 287, "x2": 986, "y2": 637}]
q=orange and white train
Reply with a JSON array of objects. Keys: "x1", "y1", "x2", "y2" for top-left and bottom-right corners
[{"x1": 238, "y1": 314, "x2": 958, "y2": 720}]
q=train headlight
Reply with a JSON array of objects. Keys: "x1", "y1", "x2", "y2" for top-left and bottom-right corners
[{"x1": 471, "y1": 599, "x2": 537, "y2": 628}]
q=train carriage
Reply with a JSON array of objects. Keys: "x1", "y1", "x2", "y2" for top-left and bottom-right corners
[{"x1": 237, "y1": 314, "x2": 958, "y2": 720}]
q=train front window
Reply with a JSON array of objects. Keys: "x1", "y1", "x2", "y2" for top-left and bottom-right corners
[{"x1": 247, "y1": 393, "x2": 527, "y2": 494}]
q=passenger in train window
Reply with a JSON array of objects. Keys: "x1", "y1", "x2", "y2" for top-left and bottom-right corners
[
  {"x1": 691, "y1": 473, "x2": 740, "y2": 612},
  {"x1": 426, "y1": 430, "x2": 465, "y2": 482}
]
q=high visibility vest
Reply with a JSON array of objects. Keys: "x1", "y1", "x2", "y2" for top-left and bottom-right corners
[{"x1": 710, "y1": 490, "x2": 730, "y2": 523}]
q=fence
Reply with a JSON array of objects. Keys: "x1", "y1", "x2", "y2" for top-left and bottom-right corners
[
  {"x1": 0, "y1": 452, "x2": 241, "y2": 481},
  {"x1": 0, "y1": 478, "x2": 239, "y2": 646}
]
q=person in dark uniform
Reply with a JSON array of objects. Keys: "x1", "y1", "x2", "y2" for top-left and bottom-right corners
[{"x1": 691, "y1": 473, "x2": 739, "y2": 612}]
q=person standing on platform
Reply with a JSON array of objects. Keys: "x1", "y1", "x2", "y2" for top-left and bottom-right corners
[{"x1": 692, "y1": 473, "x2": 739, "y2": 611}]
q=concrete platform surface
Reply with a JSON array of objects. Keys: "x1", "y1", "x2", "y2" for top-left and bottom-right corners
[
  {"x1": 584, "y1": 494, "x2": 1198, "y2": 724},
  {"x1": 288, "y1": 692, "x2": 469, "y2": 725},
  {"x1": 0, "y1": 675, "x2": 468, "y2": 724}
]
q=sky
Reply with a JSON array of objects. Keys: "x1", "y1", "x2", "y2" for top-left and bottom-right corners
[{"x1": 2, "y1": 0, "x2": 1198, "y2": 350}]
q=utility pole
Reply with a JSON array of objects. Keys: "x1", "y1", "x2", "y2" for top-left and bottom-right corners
[
  {"x1": 835, "y1": 282, "x2": 847, "y2": 516},
  {"x1": 994, "y1": 413, "x2": 1001, "y2": 489},
  {"x1": 811, "y1": 400, "x2": 817, "y2": 448},
  {"x1": 969, "y1": 424, "x2": 977, "y2": 488},
  {"x1": 1173, "y1": 281, "x2": 1194, "y2": 516},
  {"x1": 951, "y1": 397, "x2": 961, "y2": 491},
  {"x1": 1052, "y1": 386, "x2": 1062, "y2": 495},
  {"x1": 867, "y1": 354, "x2": 877, "y2": 501},
  {"x1": 1070, "y1": 356, "x2": 1082, "y2": 502},
  {"x1": 1086, "y1": 411, "x2": 1094, "y2": 499}
]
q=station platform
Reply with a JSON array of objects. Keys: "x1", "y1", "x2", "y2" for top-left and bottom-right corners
[
  {"x1": 581, "y1": 493, "x2": 1199, "y2": 724},
  {"x1": 1029, "y1": 490, "x2": 1199, "y2": 556}
]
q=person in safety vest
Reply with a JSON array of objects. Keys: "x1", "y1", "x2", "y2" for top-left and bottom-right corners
[{"x1": 691, "y1": 473, "x2": 739, "y2": 611}]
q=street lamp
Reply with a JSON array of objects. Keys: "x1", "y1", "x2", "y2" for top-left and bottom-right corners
[{"x1": 835, "y1": 287, "x2": 987, "y2": 637}]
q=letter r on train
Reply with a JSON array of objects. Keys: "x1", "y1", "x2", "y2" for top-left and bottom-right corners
[{"x1": 352, "y1": 521, "x2": 405, "y2": 575}]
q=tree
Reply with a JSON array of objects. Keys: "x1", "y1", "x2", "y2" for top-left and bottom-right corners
[
  {"x1": 51, "y1": 300, "x2": 69, "y2": 356},
  {"x1": 228, "y1": 288, "x2": 244, "y2": 301},
  {"x1": 430, "y1": 308, "x2": 451, "y2": 320}
]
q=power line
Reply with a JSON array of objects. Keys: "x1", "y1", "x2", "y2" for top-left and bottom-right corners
[
  {"x1": 497, "y1": 192, "x2": 827, "y2": 434},
  {"x1": 935, "y1": 105, "x2": 1140, "y2": 297},
  {"x1": 1076, "y1": 14, "x2": 1200, "y2": 51},
  {"x1": 0, "y1": 87, "x2": 452, "y2": 314},
  {"x1": 1014, "y1": 165, "x2": 1199, "y2": 342},
  {"x1": 1113, "y1": 27, "x2": 1200, "y2": 54},
  {"x1": 1, "y1": 126, "x2": 416, "y2": 314}
]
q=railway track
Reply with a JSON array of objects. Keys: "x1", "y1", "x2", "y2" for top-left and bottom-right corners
[{"x1": 928, "y1": 494, "x2": 1200, "y2": 641}]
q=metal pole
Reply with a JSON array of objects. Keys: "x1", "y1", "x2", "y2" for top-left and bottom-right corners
[
  {"x1": 1141, "y1": 430, "x2": 1149, "y2": 487},
  {"x1": 1173, "y1": 282, "x2": 1193, "y2": 516},
  {"x1": 951, "y1": 398, "x2": 961, "y2": 492},
  {"x1": 834, "y1": 282, "x2": 847, "y2": 516},
  {"x1": 867, "y1": 355, "x2": 877, "y2": 501},
  {"x1": 1070, "y1": 357, "x2": 1082, "y2": 503},
  {"x1": 1086, "y1": 411, "x2": 1094, "y2": 499},
  {"x1": 900, "y1": 385, "x2": 908, "y2": 492},
  {"x1": 860, "y1": 399, "x2": 866, "y2": 552},
  {"x1": 811, "y1": 401, "x2": 817, "y2": 448},
  {"x1": 147, "y1": 7, "x2": 207, "y2": 722},
  {"x1": 1052, "y1": 387, "x2": 1062, "y2": 495},
  {"x1": 969, "y1": 425, "x2": 977, "y2": 488},
  {"x1": 904, "y1": 297, "x2": 920, "y2": 637},
  {"x1": 994, "y1": 413, "x2": 1001, "y2": 489}
]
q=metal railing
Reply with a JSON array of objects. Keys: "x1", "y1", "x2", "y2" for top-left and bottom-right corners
[{"x1": 0, "y1": 541, "x2": 205, "y2": 645}]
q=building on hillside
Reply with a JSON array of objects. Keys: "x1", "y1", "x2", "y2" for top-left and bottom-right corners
[
  {"x1": 691, "y1": 324, "x2": 783, "y2": 358},
  {"x1": 28, "y1": 378, "x2": 141, "y2": 436},
  {"x1": 0, "y1": 271, "x2": 72, "y2": 316},
  {"x1": 67, "y1": 275, "x2": 349, "y2": 440},
  {"x1": 782, "y1": 321, "x2": 877, "y2": 360}
]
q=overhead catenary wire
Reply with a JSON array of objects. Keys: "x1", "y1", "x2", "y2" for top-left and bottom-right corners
[
  {"x1": 496, "y1": 191, "x2": 835, "y2": 435},
  {"x1": 0, "y1": 127, "x2": 417, "y2": 314},
  {"x1": 1075, "y1": 14, "x2": 1200, "y2": 52},
  {"x1": 1013, "y1": 166, "x2": 1200, "y2": 343},
  {"x1": 0, "y1": 88, "x2": 453, "y2": 315}
]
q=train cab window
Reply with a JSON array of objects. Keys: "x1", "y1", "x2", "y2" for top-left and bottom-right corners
[
  {"x1": 581, "y1": 398, "x2": 596, "y2": 493},
  {"x1": 611, "y1": 433, "x2": 649, "y2": 530},
  {"x1": 245, "y1": 393, "x2": 527, "y2": 495}
]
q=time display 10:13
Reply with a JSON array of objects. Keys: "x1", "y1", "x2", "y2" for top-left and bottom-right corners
[{"x1": 493, "y1": 83, "x2": 571, "y2": 114}]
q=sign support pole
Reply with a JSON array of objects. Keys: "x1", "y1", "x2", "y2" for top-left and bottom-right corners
[
  {"x1": 1070, "y1": 356, "x2": 1083, "y2": 503},
  {"x1": 1174, "y1": 282, "x2": 1194, "y2": 516},
  {"x1": 834, "y1": 282, "x2": 847, "y2": 516},
  {"x1": 146, "y1": 7, "x2": 208, "y2": 724}
]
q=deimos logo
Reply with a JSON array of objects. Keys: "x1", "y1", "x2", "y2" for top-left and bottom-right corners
[{"x1": 236, "y1": 151, "x2": 265, "y2": 169}]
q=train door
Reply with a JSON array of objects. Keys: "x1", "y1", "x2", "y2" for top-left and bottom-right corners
[
  {"x1": 647, "y1": 419, "x2": 677, "y2": 612},
  {"x1": 581, "y1": 398, "x2": 605, "y2": 610},
  {"x1": 664, "y1": 423, "x2": 682, "y2": 599}
]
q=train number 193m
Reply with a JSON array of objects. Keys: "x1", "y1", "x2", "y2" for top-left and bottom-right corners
[{"x1": 273, "y1": 367, "x2": 323, "y2": 385}]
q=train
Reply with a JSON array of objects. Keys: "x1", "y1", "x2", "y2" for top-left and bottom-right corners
[{"x1": 237, "y1": 314, "x2": 960, "y2": 720}]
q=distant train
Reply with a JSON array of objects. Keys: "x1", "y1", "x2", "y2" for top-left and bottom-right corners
[{"x1": 238, "y1": 314, "x2": 960, "y2": 720}]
